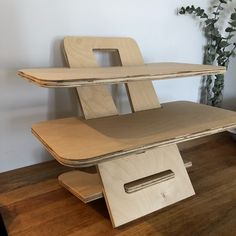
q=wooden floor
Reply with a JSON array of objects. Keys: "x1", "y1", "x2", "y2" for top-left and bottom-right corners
[{"x1": 1, "y1": 132, "x2": 236, "y2": 236}]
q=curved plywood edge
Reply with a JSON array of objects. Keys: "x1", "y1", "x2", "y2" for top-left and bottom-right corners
[
  {"x1": 18, "y1": 63, "x2": 226, "y2": 88},
  {"x1": 31, "y1": 101, "x2": 236, "y2": 167},
  {"x1": 58, "y1": 170, "x2": 103, "y2": 203}
]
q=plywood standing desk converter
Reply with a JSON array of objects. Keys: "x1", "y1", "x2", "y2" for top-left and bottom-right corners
[{"x1": 18, "y1": 37, "x2": 236, "y2": 228}]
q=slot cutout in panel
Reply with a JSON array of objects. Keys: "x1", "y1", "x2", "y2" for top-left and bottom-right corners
[
  {"x1": 93, "y1": 49, "x2": 122, "y2": 67},
  {"x1": 124, "y1": 170, "x2": 175, "y2": 194}
]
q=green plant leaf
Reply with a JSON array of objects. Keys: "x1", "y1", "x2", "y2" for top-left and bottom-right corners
[
  {"x1": 205, "y1": 19, "x2": 212, "y2": 24},
  {"x1": 178, "y1": 1, "x2": 236, "y2": 106},
  {"x1": 196, "y1": 7, "x2": 201, "y2": 12},
  {"x1": 231, "y1": 12, "x2": 236, "y2": 20},
  {"x1": 211, "y1": 28, "x2": 221, "y2": 37},
  {"x1": 219, "y1": 41, "x2": 230, "y2": 47},
  {"x1": 229, "y1": 21, "x2": 236, "y2": 27},
  {"x1": 197, "y1": 9, "x2": 204, "y2": 16},
  {"x1": 201, "y1": 13, "x2": 208, "y2": 18},
  {"x1": 179, "y1": 7, "x2": 186, "y2": 14},
  {"x1": 205, "y1": 24, "x2": 214, "y2": 31},
  {"x1": 227, "y1": 34, "x2": 234, "y2": 40},
  {"x1": 225, "y1": 27, "x2": 236, "y2": 32}
]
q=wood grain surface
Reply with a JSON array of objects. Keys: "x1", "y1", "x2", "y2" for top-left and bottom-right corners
[
  {"x1": 58, "y1": 170, "x2": 103, "y2": 203},
  {"x1": 63, "y1": 37, "x2": 161, "y2": 113},
  {"x1": 18, "y1": 62, "x2": 226, "y2": 88},
  {"x1": 98, "y1": 144, "x2": 195, "y2": 227},
  {"x1": 1, "y1": 132, "x2": 236, "y2": 235},
  {"x1": 57, "y1": 161, "x2": 192, "y2": 204},
  {"x1": 63, "y1": 37, "x2": 119, "y2": 119},
  {"x1": 32, "y1": 101, "x2": 236, "y2": 167}
]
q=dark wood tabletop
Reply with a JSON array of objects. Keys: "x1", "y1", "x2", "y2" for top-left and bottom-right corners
[
  {"x1": 1, "y1": 132, "x2": 236, "y2": 236},
  {"x1": 0, "y1": 213, "x2": 7, "y2": 236}
]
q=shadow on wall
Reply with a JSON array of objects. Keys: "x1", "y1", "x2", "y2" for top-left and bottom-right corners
[
  {"x1": 222, "y1": 98, "x2": 236, "y2": 111},
  {"x1": 223, "y1": 55, "x2": 236, "y2": 111}
]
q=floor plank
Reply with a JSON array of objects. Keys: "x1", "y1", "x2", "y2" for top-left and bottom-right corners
[{"x1": 1, "y1": 132, "x2": 236, "y2": 235}]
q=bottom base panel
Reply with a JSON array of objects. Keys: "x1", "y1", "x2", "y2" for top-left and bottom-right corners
[
  {"x1": 58, "y1": 170, "x2": 103, "y2": 203},
  {"x1": 58, "y1": 160, "x2": 192, "y2": 204}
]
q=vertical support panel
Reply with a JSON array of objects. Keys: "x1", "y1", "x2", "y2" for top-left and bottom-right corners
[
  {"x1": 64, "y1": 37, "x2": 161, "y2": 118},
  {"x1": 98, "y1": 144, "x2": 195, "y2": 227}
]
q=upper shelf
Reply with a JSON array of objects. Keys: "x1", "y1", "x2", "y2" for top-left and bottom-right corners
[{"x1": 18, "y1": 62, "x2": 226, "y2": 88}]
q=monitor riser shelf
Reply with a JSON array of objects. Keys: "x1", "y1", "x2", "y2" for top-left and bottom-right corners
[{"x1": 18, "y1": 36, "x2": 236, "y2": 228}]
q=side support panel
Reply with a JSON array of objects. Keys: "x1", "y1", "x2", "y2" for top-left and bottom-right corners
[{"x1": 98, "y1": 144, "x2": 195, "y2": 227}]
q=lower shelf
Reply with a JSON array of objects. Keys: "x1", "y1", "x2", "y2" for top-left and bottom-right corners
[
  {"x1": 59, "y1": 160, "x2": 192, "y2": 203},
  {"x1": 58, "y1": 170, "x2": 103, "y2": 203},
  {"x1": 32, "y1": 101, "x2": 236, "y2": 167}
]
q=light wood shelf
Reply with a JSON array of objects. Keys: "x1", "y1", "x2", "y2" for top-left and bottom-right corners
[
  {"x1": 32, "y1": 101, "x2": 236, "y2": 167},
  {"x1": 18, "y1": 62, "x2": 225, "y2": 88}
]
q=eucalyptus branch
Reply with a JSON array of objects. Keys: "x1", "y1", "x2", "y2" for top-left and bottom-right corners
[{"x1": 179, "y1": 0, "x2": 236, "y2": 107}]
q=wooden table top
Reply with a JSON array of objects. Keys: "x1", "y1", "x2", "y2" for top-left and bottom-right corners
[
  {"x1": 18, "y1": 62, "x2": 225, "y2": 87},
  {"x1": 1, "y1": 132, "x2": 236, "y2": 235},
  {"x1": 32, "y1": 101, "x2": 236, "y2": 167}
]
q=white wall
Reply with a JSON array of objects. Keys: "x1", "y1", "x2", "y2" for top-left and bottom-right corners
[{"x1": 0, "y1": 0, "x2": 215, "y2": 172}]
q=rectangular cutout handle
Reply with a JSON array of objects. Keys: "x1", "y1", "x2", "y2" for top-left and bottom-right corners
[{"x1": 124, "y1": 170, "x2": 174, "y2": 194}]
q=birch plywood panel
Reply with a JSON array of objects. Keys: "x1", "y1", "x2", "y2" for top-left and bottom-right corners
[
  {"x1": 127, "y1": 80, "x2": 161, "y2": 112},
  {"x1": 64, "y1": 37, "x2": 118, "y2": 119},
  {"x1": 31, "y1": 101, "x2": 236, "y2": 167},
  {"x1": 57, "y1": 161, "x2": 192, "y2": 203},
  {"x1": 74, "y1": 85, "x2": 118, "y2": 119},
  {"x1": 98, "y1": 144, "x2": 195, "y2": 227},
  {"x1": 18, "y1": 63, "x2": 226, "y2": 88},
  {"x1": 63, "y1": 36, "x2": 160, "y2": 112},
  {"x1": 58, "y1": 170, "x2": 103, "y2": 203}
]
